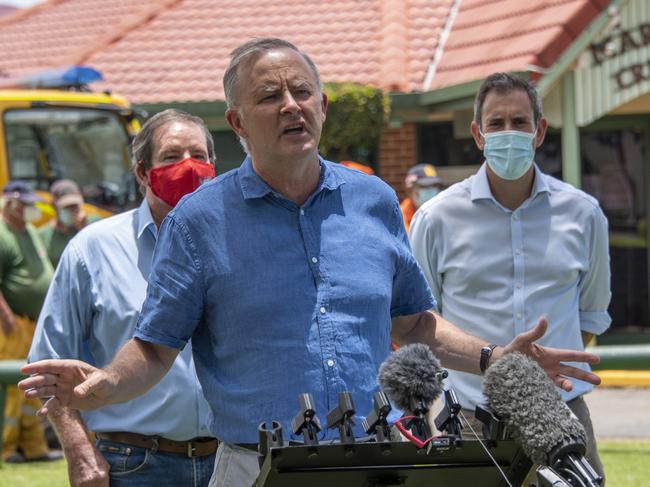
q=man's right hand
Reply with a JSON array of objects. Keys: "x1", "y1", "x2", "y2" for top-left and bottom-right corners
[
  {"x1": 18, "y1": 359, "x2": 117, "y2": 415},
  {"x1": 66, "y1": 444, "x2": 110, "y2": 487}
]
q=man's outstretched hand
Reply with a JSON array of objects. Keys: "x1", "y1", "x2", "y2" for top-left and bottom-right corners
[
  {"x1": 502, "y1": 317, "x2": 601, "y2": 391},
  {"x1": 18, "y1": 359, "x2": 116, "y2": 416}
]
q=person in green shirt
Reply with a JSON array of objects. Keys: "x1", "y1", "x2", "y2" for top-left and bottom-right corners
[
  {"x1": 0, "y1": 180, "x2": 60, "y2": 463},
  {"x1": 38, "y1": 179, "x2": 100, "y2": 268}
]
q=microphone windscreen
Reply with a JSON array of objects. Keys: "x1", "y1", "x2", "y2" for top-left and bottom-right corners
[
  {"x1": 378, "y1": 343, "x2": 445, "y2": 412},
  {"x1": 483, "y1": 352, "x2": 586, "y2": 465}
]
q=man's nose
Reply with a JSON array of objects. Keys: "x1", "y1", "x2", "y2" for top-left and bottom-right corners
[{"x1": 280, "y1": 90, "x2": 300, "y2": 114}]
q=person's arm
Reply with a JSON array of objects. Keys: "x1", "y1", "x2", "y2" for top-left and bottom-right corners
[
  {"x1": 0, "y1": 291, "x2": 16, "y2": 335},
  {"x1": 392, "y1": 311, "x2": 601, "y2": 391},
  {"x1": 19, "y1": 338, "x2": 179, "y2": 416},
  {"x1": 48, "y1": 407, "x2": 109, "y2": 487}
]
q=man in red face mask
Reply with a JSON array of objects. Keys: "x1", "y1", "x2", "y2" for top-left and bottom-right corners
[{"x1": 27, "y1": 109, "x2": 218, "y2": 487}]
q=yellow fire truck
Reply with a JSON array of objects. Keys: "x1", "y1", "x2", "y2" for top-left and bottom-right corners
[{"x1": 0, "y1": 66, "x2": 141, "y2": 218}]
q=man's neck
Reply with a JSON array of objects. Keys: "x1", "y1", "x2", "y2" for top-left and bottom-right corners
[
  {"x1": 486, "y1": 166, "x2": 535, "y2": 211},
  {"x1": 252, "y1": 154, "x2": 321, "y2": 205}
]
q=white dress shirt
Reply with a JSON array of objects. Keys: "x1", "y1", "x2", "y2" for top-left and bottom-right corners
[{"x1": 410, "y1": 163, "x2": 611, "y2": 409}]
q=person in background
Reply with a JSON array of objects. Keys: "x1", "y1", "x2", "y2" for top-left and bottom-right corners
[
  {"x1": 410, "y1": 72, "x2": 610, "y2": 482},
  {"x1": 38, "y1": 179, "x2": 101, "y2": 268},
  {"x1": 28, "y1": 109, "x2": 218, "y2": 487},
  {"x1": 0, "y1": 181, "x2": 60, "y2": 463},
  {"x1": 400, "y1": 164, "x2": 445, "y2": 232}
]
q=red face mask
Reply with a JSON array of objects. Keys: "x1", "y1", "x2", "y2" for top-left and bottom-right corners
[{"x1": 149, "y1": 157, "x2": 215, "y2": 207}]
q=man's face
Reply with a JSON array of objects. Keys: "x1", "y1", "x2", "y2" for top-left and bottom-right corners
[
  {"x1": 471, "y1": 89, "x2": 547, "y2": 151},
  {"x1": 226, "y1": 48, "x2": 328, "y2": 164},
  {"x1": 137, "y1": 120, "x2": 210, "y2": 209}
]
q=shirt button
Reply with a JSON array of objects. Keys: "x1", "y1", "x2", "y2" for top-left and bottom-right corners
[
  {"x1": 326, "y1": 359, "x2": 335, "y2": 367},
  {"x1": 516, "y1": 282, "x2": 523, "y2": 289},
  {"x1": 516, "y1": 313, "x2": 523, "y2": 320},
  {"x1": 319, "y1": 307, "x2": 326, "y2": 314},
  {"x1": 300, "y1": 209, "x2": 305, "y2": 215},
  {"x1": 311, "y1": 257, "x2": 318, "y2": 263},
  {"x1": 515, "y1": 249, "x2": 522, "y2": 255},
  {"x1": 513, "y1": 213, "x2": 519, "y2": 220}
]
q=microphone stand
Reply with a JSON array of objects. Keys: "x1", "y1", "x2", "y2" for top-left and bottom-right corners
[{"x1": 434, "y1": 388, "x2": 463, "y2": 439}]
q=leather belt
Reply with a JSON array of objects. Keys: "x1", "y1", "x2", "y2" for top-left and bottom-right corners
[{"x1": 96, "y1": 432, "x2": 218, "y2": 458}]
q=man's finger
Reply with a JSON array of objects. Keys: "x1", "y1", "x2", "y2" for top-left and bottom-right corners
[
  {"x1": 554, "y1": 376, "x2": 574, "y2": 392},
  {"x1": 17, "y1": 373, "x2": 60, "y2": 391},
  {"x1": 24, "y1": 385, "x2": 59, "y2": 399},
  {"x1": 21, "y1": 359, "x2": 80, "y2": 376},
  {"x1": 552, "y1": 351, "x2": 600, "y2": 366},
  {"x1": 37, "y1": 396, "x2": 62, "y2": 416},
  {"x1": 517, "y1": 317, "x2": 548, "y2": 344},
  {"x1": 558, "y1": 364, "x2": 601, "y2": 386},
  {"x1": 73, "y1": 373, "x2": 104, "y2": 399}
]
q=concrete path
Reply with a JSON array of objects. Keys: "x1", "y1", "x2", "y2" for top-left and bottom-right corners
[{"x1": 584, "y1": 388, "x2": 650, "y2": 440}]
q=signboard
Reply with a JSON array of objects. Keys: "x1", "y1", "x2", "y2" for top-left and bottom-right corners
[{"x1": 574, "y1": 0, "x2": 650, "y2": 126}]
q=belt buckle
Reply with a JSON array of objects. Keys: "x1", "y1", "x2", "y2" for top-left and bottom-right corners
[{"x1": 187, "y1": 441, "x2": 197, "y2": 458}]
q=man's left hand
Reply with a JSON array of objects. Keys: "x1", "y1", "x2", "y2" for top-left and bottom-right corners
[{"x1": 501, "y1": 317, "x2": 601, "y2": 391}]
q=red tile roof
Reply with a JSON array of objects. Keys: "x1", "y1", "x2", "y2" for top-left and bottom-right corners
[
  {"x1": 427, "y1": 0, "x2": 609, "y2": 90},
  {"x1": 0, "y1": 0, "x2": 609, "y2": 103}
]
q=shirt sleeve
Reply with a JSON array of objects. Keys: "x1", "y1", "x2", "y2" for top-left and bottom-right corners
[
  {"x1": 578, "y1": 206, "x2": 612, "y2": 335},
  {"x1": 134, "y1": 214, "x2": 205, "y2": 349},
  {"x1": 389, "y1": 199, "x2": 436, "y2": 317},
  {"x1": 409, "y1": 207, "x2": 443, "y2": 314},
  {"x1": 28, "y1": 241, "x2": 93, "y2": 362}
]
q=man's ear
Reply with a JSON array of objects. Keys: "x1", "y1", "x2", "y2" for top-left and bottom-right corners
[
  {"x1": 534, "y1": 117, "x2": 548, "y2": 148},
  {"x1": 226, "y1": 108, "x2": 247, "y2": 138},
  {"x1": 470, "y1": 121, "x2": 484, "y2": 150},
  {"x1": 134, "y1": 162, "x2": 148, "y2": 186},
  {"x1": 320, "y1": 92, "x2": 328, "y2": 122}
]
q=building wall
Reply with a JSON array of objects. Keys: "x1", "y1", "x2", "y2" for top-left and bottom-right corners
[{"x1": 378, "y1": 122, "x2": 417, "y2": 199}]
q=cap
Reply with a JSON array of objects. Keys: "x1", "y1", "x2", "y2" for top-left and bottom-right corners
[
  {"x1": 340, "y1": 160, "x2": 375, "y2": 175},
  {"x1": 405, "y1": 164, "x2": 442, "y2": 188},
  {"x1": 3, "y1": 180, "x2": 43, "y2": 204},
  {"x1": 50, "y1": 179, "x2": 83, "y2": 208}
]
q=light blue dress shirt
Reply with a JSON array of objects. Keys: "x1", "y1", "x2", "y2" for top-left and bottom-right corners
[
  {"x1": 29, "y1": 201, "x2": 212, "y2": 440},
  {"x1": 410, "y1": 163, "x2": 611, "y2": 409},
  {"x1": 134, "y1": 157, "x2": 436, "y2": 444}
]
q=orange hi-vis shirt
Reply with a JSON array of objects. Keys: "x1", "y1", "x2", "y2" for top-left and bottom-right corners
[{"x1": 400, "y1": 197, "x2": 416, "y2": 233}]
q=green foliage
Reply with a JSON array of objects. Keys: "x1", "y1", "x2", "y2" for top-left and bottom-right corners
[{"x1": 319, "y1": 82, "x2": 390, "y2": 163}]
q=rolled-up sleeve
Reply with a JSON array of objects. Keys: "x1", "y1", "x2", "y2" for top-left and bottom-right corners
[
  {"x1": 134, "y1": 214, "x2": 205, "y2": 349},
  {"x1": 409, "y1": 207, "x2": 442, "y2": 314},
  {"x1": 578, "y1": 206, "x2": 612, "y2": 335}
]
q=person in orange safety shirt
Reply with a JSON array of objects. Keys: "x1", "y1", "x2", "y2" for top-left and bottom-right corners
[{"x1": 400, "y1": 164, "x2": 445, "y2": 232}]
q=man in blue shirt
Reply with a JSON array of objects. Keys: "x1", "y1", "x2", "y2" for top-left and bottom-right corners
[
  {"x1": 28, "y1": 109, "x2": 218, "y2": 486},
  {"x1": 410, "y1": 72, "x2": 610, "y2": 482},
  {"x1": 21, "y1": 40, "x2": 603, "y2": 487}
]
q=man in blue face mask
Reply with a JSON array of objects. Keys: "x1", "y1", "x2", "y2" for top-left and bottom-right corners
[
  {"x1": 400, "y1": 163, "x2": 445, "y2": 232},
  {"x1": 410, "y1": 73, "x2": 610, "y2": 483}
]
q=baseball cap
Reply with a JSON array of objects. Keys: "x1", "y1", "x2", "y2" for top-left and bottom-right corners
[
  {"x1": 50, "y1": 179, "x2": 83, "y2": 208},
  {"x1": 405, "y1": 164, "x2": 442, "y2": 188},
  {"x1": 3, "y1": 180, "x2": 43, "y2": 204}
]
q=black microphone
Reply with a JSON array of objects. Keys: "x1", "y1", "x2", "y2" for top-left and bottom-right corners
[
  {"x1": 483, "y1": 352, "x2": 602, "y2": 486},
  {"x1": 378, "y1": 343, "x2": 447, "y2": 442}
]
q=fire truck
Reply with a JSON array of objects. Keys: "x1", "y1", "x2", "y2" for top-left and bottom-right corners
[{"x1": 0, "y1": 66, "x2": 141, "y2": 219}]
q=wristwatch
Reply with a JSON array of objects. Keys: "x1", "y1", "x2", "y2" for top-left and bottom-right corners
[{"x1": 480, "y1": 343, "x2": 498, "y2": 373}]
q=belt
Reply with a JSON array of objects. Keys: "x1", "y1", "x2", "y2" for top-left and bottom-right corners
[{"x1": 96, "y1": 432, "x2": 218, "y2": 458}]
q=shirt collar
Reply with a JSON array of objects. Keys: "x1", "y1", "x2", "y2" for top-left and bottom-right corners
[
  {"x1": 239, "y1": 155, "x2": 344, "y2": 201},
  {"x1": 136, "y1": 199, "x2": 157, "y2": 241},
  {"x1": 471, "y1": 162, "x2": 550, "y2": 203}
]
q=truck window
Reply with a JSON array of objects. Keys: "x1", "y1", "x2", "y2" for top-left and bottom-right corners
[{"x1": 4, "y1": 107, "x2": 136, "y2": 211}]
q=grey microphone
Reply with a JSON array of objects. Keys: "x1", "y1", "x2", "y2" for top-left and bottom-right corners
[
  {"x1": 378, "y1": 343, "x2": 446, "y2": 442},
  {"x1": 483, "y1": 352, "x2": 602, "y2": 486}
]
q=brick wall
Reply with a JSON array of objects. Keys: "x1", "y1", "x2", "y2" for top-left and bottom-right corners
[{"x1": 378, "y1": 122, "x2": 417, "y2": 199}]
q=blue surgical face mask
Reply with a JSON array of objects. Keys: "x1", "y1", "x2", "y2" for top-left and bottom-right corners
[
  {"x1": 481, "y1": 130, "x2": 536, "y2": 180},
  {"x1": 58, "y1": 208, "x2": 73, "y2": 227},
  {"x1": 415, "y1": 187, "x2": 440, "y2": 207}
]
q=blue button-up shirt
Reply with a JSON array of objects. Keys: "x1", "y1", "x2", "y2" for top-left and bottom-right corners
[
  {"x1": 410, "y1": 163, "x2": 611, "y2": 409},
  {"x1": 135, "y1": 157, "x2": 435, "y2": 444},
  {"x1": 29, "y1": 201, "x2": 212, "y2": 440}
]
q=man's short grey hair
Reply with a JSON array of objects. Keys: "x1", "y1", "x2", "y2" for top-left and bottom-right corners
[
  {"x1": 132, "y1": 108, "x2": 215, "y2": 172},
  {"x1": 473, "y1": 73, "x2": 543, "y2": 129},
  {"x1": 223, "y1": 37, "x2": 323, "y2": 109}
]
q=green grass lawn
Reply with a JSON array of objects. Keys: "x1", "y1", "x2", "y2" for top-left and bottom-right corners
[{"x1": 0, "y1": 440, "x2": 648, "y2": 486}]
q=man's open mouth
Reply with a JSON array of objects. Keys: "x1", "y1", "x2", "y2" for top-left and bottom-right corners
[{"x1": 283, "y1": 123, "x2": 305, "y2": 135}]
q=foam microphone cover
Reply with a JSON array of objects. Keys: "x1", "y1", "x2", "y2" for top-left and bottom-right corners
[
  {"x1": 378, "y1": 343, "x2": 445, "y2": 412},
  {"x1": 483, "y1": 352, "x2": 587, "y2": 465}
]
